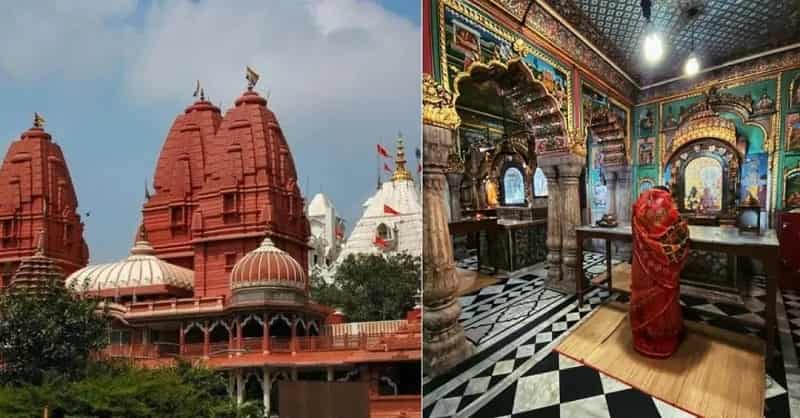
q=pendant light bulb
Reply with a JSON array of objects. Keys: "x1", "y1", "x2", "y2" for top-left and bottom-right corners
[
  {"x1": 643, "y1": 31, "x2": 664, "y2": 64},
  {"x1": 684, "y1": 55, "x2": 700, "y2": 77}
]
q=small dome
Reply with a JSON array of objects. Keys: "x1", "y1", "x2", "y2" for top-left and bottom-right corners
[
  {"x1": 230, "y1": 236, "x2": 307, "y2": 292},
  {"x1": 66, "y1": 226, "x2": 193, "y2": 295}
]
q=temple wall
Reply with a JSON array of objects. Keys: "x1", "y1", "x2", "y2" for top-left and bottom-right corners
[{"x1": 631, "y1": 61, "x2": 800, "y2": 220}]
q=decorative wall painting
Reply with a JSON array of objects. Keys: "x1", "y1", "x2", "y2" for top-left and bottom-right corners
[
  {"x1": 739, "y1": 153, "x2": 768, "y2": 206},
  {"x1": 786, "y1": 112, "x2": 800, "y2": 151},
  {"x1": 683, "y1": 156, "x2": 723, "y2": 212},
  {"x1": 638, "y1": 137, "x2": 655, "y2": 165},
  {"x1": 452, "y1": 21, "x2": 481, "y2": 56},
  {"x1": 786, "y1": 168, "x2": 800, "y2": 209},
  {"x1": 791, "y1": 75, "x2": 800, "y2": 109}
]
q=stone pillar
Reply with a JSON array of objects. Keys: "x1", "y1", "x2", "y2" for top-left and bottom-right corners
[
  {"x1": 262, "y1": 367, "x2": 271, "y2": 415},
  {"x1": 540, "y1": 164, "x2": 562, "y2": 284},
  {"x1": 235, "y1": 369, "x2": 244, "y2": 406},
  {"x1": 326, "y1": 367, "x2": 334, "y2": 382},
  {"x1": 422, "y1": 123, "x2": 473, "y2": 376},
  {"x1": 560, "y1": 156, "x2": 585, "y2": 289},
  {"x1": 445, "y1": 172, "x2": 463, "y2": 221}
]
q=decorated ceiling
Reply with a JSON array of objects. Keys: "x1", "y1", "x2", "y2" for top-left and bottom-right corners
[{"x1": 541, "y1": 0, "x2": 800, "y2": 85}]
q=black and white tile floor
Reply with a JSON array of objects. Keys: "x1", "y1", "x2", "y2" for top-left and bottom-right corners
[{"x1": 424, "y1": 252, "x2": 798, "y2": 418}]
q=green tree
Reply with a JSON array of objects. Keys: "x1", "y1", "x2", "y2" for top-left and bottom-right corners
[
  {"x1": 0, "y1": 278, "x2": 109, "y2": 385},
  {"x1": 312, "y1": 253, "x2": 420, "y2": 322},
  {"x1": 0, "y1": 361, "x2": 263, "y2": 418}
]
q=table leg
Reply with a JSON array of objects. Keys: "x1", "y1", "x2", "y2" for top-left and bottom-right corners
[
  {"x1": 576, "y1": 230, "x2": 584, "y2": 306},
  {"x1": 476, "y1": 231, "x2": 482, "y2": 272},
  {"x1": 764, "y1": 254, "x2": 778, "y2": 371},
  {"x1": 606, "y1": 239, "x2": 613, "y2": 294}
]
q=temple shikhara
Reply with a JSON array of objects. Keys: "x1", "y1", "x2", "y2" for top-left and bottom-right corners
[
  {"x1": 0, "y1": 73, "x2": 420, "y2": 417},
  {"x1": 422, "y1": 1, "x2": 800, "y2": 417}
]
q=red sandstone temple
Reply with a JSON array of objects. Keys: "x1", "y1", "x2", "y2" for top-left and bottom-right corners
[{"x1": 0, "y1": 80, "x2": 420, "y2": 417}]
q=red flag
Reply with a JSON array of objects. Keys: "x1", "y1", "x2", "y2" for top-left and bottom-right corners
[
  {"x1": 384, "y1": 204, "x2": 400, "y2": 215},
  {"x1": 335, "y1": 225, "x2": 344, "y2": 239},
  {"x1": 374, "y1": 235, "x2": 387, "y2": 248},
  {"x1": 377, "y1": 144, "x2": 390, "y2": 158},
  {"x1": 383, "y1": 163, "x2": 392, "y2": 173}
]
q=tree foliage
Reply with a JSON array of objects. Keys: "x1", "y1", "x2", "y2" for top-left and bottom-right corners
[
  {"x1": 311, "y1": 253, "x2": 420, "y2": 322},
  {"x1": 0, "y1": 278, "x2": 109, "y2": 385},
  {"x1": 0, "y1": 360, "x2": 262, "y2": 418}
]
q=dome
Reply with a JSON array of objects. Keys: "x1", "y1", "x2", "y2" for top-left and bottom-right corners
[
  {"x1": 9, "y1": 230, "x2": 64, "y2": 293},
  {"x1": 230, "y1": 236, "x2": 307, "y2": 292},
  {"x1": 66, "y1": 226, "x2": 193, "y2": 296}
]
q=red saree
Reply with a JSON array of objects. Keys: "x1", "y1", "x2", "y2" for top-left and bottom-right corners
[{"x1": 630, "y1": 188, "x2": 690, "y2": 358}]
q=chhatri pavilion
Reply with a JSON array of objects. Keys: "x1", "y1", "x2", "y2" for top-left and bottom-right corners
[
  {"x1": 0, "y1": 75, "x2": 421, "y2": 417},
  {"x1": 422, "y1": 1, "x2": 800, "y2": 417}
]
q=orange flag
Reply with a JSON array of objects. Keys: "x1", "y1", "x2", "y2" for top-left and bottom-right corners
[
  {"x1": 384, "y1": 204, "x2": 400, "y2": 215},
  {"x1": 377, "y1": 144, "x2": 390, "y2": 158},
  {"x1": 374, "y1": 235, "x2": 388, "y2": 248}
]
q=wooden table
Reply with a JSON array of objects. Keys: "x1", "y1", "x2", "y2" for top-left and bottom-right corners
[
  {"x1": 575, "y1": 224, "x2": 780, "y2": 368},
  {"x1": 448, "y1": 217, "x2": 499, "y2": 272}
]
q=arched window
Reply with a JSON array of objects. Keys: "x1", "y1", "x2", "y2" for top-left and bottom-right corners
[
  {"x1": 533, "y1": 167, "x2": 548, "y2": 197},
  {"x1": 376, "y1": 223, "x2": 392, "y2": 240},
  {"x1": 503, "y1": 167, "x2": 525, "y2": 205}
]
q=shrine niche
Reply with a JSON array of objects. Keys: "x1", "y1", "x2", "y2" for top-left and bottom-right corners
[{"x1": 665, "y1": 139, "x2": 740, "y2": 216}]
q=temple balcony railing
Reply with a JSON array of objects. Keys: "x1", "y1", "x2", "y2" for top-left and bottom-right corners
[{"x1": 97, "y1": 327, "x2": 421, "y2": 361}]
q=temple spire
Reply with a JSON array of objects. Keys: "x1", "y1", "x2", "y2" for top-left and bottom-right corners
[
  {"x1": 391, "y1": 132, "x2": 412, "y2": 182},
  {"x1": 35, "y1": 229, "x2": 45, "y2": 257}
]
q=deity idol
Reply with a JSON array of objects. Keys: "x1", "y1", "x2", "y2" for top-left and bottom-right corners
[
  {"x1": 485, "y1": 177, "x2": 499, "y2": 208},
  {"x1": 630, "y1": 186, "x2": 690, "y2": 357}
]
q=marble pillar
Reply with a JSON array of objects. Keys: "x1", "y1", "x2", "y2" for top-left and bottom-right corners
[
  {"x1": 423, "y1": 123, "x2": 474, "y2": 376},
  {"x1": 235, "y1": 369, "x2": 244, "y2": 406},
  {"x1": 446, "y1": 172, "x2": 463, "y2": 222},
  {"x1": 262, "y1": 367, "x2": 271, "y2": 415},
  {"x1": 558, "y1": 155, "x2": 585, "y2": 292},
  {"x1": 540, "y1": 164, "x2": 562, "y2": 284}
]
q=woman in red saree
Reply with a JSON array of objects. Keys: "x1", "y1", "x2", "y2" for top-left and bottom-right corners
[{"x1": 630, "y1": 186, "x2": 690, "y2": 358}]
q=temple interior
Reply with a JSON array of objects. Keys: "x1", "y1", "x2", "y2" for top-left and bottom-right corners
[{"x1": 422, "y1": 1, "x2": 800, "y2": 417}]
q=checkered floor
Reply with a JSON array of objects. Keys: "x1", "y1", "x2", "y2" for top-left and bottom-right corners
[{"x1": 423, "y1": 252, "x2": 797, "y2": 418}]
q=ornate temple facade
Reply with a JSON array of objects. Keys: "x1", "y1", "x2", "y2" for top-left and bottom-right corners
[
  {"x1": 335, "y1": 138, "x2": 422, "y2": 266},
  {"x1": 2, "y1": 78, "x2": 420, "y2": 417}
]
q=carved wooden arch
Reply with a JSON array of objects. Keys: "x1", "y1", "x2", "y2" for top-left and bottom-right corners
[{"x1": 451, "y1": 58, "x2": 570, "y2": 156}]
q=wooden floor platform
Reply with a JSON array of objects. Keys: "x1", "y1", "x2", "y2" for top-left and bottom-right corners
[
  {"x1": 456, "y1": 268, "x2": 500, "y2": 296},
  {"x1": 556, "y1": 303, "x2": 765, "y2": 418}
]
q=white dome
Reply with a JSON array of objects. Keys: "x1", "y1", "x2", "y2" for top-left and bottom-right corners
[{"x1": 66, "y1": 231, "x2": 193, "y2": 293}]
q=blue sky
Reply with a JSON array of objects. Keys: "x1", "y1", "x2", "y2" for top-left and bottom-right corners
[{"x1": 0, "y1": 0, "x2": 421, "y2": 263}]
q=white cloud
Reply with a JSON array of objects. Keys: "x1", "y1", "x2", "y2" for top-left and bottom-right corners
[
  {"x1": 123, "y1": 0, "x2": 420, "y2": 116},
  {"x1": 0, "y1": 0, "x2": 137, "y2": 80}
]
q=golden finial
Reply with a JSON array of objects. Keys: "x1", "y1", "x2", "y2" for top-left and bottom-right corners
[
  {"x1": 136, "y1": 223, "x2": 148, "y2": 243},
  {"x1": 246, "y1": 66, "x2": 260, "y2": 90},
  {"x1": 391, "y1": 133, "x2": 413, "y2": 182},
  {"x1": 33, "y1": 112, "x2": 45, "y2": 128}
]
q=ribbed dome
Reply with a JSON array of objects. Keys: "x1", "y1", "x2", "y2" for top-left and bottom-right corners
[
  {"x1": 66, "y1": 226, "x2": 193, "y2": 293},
  {"x1": 230, "y1": 236, "x2": 306, "y2": 291},
  {"x1": 9, "y1": 230, "x2": 64, "y2": 293}
]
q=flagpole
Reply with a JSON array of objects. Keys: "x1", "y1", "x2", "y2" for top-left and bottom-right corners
[{"x1": 376, "y1": 138, "x2": 381, "y2": 190}]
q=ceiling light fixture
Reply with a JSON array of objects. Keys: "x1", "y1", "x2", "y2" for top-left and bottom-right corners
[
  {"x1": 683, "y1": 7, "x2": 701, "y2": 77},
  {"x1": 640, "y1": 0, "x2": 663, "y2": 64}
]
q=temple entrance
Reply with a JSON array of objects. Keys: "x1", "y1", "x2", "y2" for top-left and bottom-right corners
[{"x1": 449, "y1": 59, "x2": 569, "y2": 273}]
